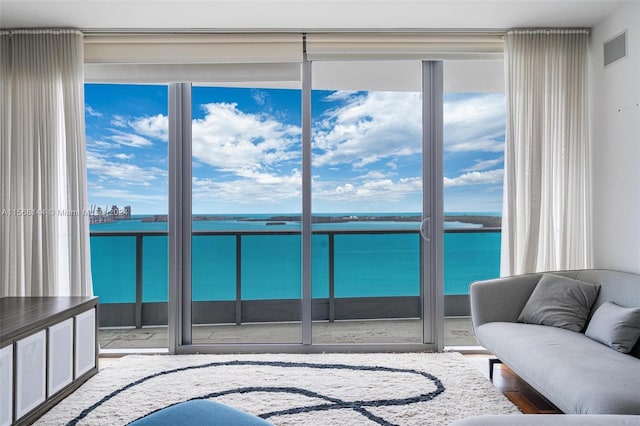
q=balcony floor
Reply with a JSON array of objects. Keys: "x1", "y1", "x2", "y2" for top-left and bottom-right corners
[{"x1": 99, "y1": 317, "x2": 477, "y2": 349}]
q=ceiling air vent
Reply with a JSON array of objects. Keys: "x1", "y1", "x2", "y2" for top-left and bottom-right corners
[{"x1": 604, "y1": 31, "x2": 627, "y2": 67}]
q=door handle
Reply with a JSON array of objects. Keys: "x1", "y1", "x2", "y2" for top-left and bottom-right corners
[{"x1": 420, "y1": 217, "x2": 431, "y2": 242}]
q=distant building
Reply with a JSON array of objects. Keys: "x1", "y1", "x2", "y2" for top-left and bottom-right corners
[{"x1": 89, "y1": 204, "x2": 132, "y2": 224}]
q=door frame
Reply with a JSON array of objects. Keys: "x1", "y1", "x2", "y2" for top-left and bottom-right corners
[{"x1": 168, "y1": 60, "x2": 444, "y2": 354}]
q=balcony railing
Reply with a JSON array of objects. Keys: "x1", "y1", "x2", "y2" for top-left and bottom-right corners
[{"x1": 90, "y1": 228, "x2": 501, "y2": 328}]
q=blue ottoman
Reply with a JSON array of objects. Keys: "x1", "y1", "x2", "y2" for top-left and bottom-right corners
[{"x1": 129, "y1": 400, "x2": 271, "y2": 425}]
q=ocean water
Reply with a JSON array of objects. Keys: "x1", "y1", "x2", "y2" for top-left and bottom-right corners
[{"x1": 89, "y1": 214, "x2": 501, "y2": 303}]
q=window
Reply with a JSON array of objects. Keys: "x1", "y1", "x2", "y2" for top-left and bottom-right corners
[{"x1": 83, "y1": 33, "x2": 505, "y2": 352}]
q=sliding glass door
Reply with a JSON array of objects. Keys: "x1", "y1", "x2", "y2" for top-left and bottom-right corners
[
  {"x1": 85, "y1": 84, "x2": 169, "y2": 351},
  {"x1": 310, "y1": 61, "x2": 428, "y2": 344},
  {"x1": 189, "y1": 84, "x2": 303, "y2": 345},
  {"x1": 441, "y1": 61, "x2": 505, "y2": 347},
  {"x1": 171, "y1": 61, "x2": 443, "y2": 352}
]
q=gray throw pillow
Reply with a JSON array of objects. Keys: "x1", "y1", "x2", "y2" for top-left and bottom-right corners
[
  {"x1": 517, "y1": 273, "x2": 601, "y2": 332},
  {"x1": 585, "y1": 302, "x2": 640, "y2": 353}
]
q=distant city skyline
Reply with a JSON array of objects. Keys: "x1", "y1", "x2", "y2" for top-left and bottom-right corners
[{"x1": 85, "y1": 84, "x2": 505, "y2": 215}]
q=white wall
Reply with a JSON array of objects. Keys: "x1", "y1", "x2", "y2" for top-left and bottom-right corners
[{"x1": 590, "y1": 0, "x2": 640, "y2": 273}]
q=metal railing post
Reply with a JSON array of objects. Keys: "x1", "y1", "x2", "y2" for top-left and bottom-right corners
[
  {"x1": 328, "y1": 233, "x2": 335, "y2": 322},
  {"x1": 235, "y1": 234, "x2": 242, "y2": 325},
  {"x1": 419, "y1": 235, "x2": 424, "y2": 320},
  {"x1": 135, "y1": 234, "x2": 143, "y2": 329}
]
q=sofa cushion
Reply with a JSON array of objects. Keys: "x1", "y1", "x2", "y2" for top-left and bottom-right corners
[
  {"x1": 451, "y1": 414, "x2": 640, "y2": 425},
  {"x1": 475, "y1": 322, "x2": 640, "y2": 414},
  {"x1": 517, "y1": 273, "x2": 600, "y2": 332},
  {"x1": 585, "y1": 302, "x2": 640, "y2": 353}
]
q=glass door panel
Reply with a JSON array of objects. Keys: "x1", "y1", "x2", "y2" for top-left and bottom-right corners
[
  {"x1": 441, "y1": 61, "x2": 505, "y2": 346},
  {"x1": 85, "y1": 83, "x2": 169, "y2": 350},
  {"x1": 191, "y1": 84, "x2": 302, "y2": 344},
  {"x1": 310, "y1": 61, "x2": 425, "y2": 344}
]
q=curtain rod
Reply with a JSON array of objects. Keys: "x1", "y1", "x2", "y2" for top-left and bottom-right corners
[
  {"x1": 507, "y1": 28, "x2": 591, "y2": 35},
  {"x1": 80, "y1": 28, "x2": 509, "y2": 36},
  {"x1": 3, "y1": 27, "x2": 590, "y2": 37},
  {"x1": 0, "y1": 29, "x2": 83, "y2": 36}
]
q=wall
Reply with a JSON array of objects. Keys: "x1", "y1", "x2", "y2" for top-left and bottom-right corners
[{"x1": 590, "y1": 0, "x2": 640, "y2": 273}]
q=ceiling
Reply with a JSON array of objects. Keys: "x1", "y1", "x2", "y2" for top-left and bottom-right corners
[{"x1": 0, "y1": 0, "x2": 628, "y2": 31}]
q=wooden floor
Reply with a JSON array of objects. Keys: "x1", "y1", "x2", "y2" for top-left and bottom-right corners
[{"x1": 466, "y1": 355, "x2": 562, "y2": 414}]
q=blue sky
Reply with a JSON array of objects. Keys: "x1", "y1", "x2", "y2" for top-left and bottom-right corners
[{"x1": 85, "y1": 84, "x2": 505, "y2": 215}]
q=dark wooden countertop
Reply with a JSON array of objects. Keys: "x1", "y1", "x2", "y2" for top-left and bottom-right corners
[{"x1": 0, "y1": 296, "x2": 98, "y2": 347}]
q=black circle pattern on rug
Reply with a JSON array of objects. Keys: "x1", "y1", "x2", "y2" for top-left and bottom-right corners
[{"x1": 67, "y1": 360, "x2": 446, "y2": 426}]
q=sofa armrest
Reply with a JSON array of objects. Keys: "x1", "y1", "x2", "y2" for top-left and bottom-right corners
[{"x1": 470, "y1": 273, "x2": 543, "y2": 328}]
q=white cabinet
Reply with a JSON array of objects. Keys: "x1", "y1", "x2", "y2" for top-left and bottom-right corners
[
  {"x1": 0, "y1": 345, "x2": 12, "y2": 426},
  {"x1": 15, "y1": 330, "x2": 46, "y2": 420},
  {"x1": 0, "y1": 297, "x2": 98, "y2": 425}
]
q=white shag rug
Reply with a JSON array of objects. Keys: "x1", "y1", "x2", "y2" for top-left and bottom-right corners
[{"x1": 37, "y1": 352, "x2": 521, "y2": 426}]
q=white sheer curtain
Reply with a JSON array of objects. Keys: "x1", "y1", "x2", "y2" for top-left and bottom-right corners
[
  {"x1": 0, "y1": 30, "x2": 93, "y2": 297},
  {"x1": 501, "y1": 30, "x2": 592, "y2": 276}
]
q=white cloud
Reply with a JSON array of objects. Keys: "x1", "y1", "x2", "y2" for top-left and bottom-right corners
[
  {"x1": 191, "y1": 102, "x2": 301, "y2": 174},
  {"x1": 324, "y1": 91, "x2": 359, "y2": 102},
  {"x1": 109, "y1": 130, "x2": 153, "y2": 148},
  {"x1": 111, "y1": 115, "x2": 128, "y2": 128},
  {"x1": 311, "y1": 92, "x2": 505, "y2": 169},
  {"x1": 129, "y1": 114, "x2": 168, "y2": 142},
  {"x1": 316, "y1": 176, "x2": 422, "y2": 203},
  {"x1": 357, "y1": 170, "x2": 391, "y2": 180},
  {"x1": 192, "y1": 170, "x2": 301, "y2": 206},
  {"x1": 444, "y1": 94, "x2": 505, "y2": 153},
  {"x1": 386, "y1": 160, "x2": 398, "y2": 170},
  {"x1": 85, "y1": 91, "x2": 506, "y2": 214},
  {"x1": 313, "y1": 91, "x2": 422, "y2": 168},
  {"x1": 252, "y1": 90, "x2": 267, "y2": 106},
  {"x1": 190, "y1": 95, "x2": 427, "y2": 209},
  {"x1": 444, "y1": 169, "x2": 503, "y2": 187},
  {"x1": 87, "y1": 187, "x2": 166, "y2": 204},
  {"x1": 86, "y1": 106, "x2": 103, "y2": 117},
  {"x1": 88, "y1": 140, "x2": 113, "y2": 149},
  {"x1": 91, "y1": 115, "x2": 166, "y2": 151},
  {"x1": 114, "y1": 153, "x2": 134, "y2": 160},
  {"x1": 463, "y1": 157, "x2": 503, "y2": 172},
  {"x1": 87, "y1": 151, "x2": 165, "y2": 186},
  {"x1": 335, "y1": 183, "x2": 355, "y2": 194}
]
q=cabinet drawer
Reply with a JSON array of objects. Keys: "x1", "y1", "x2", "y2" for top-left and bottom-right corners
[
  {"x1": 75, "y1": 308, "x2": 96, "y2": 378},
  {"x1": 0, "y1": 345, "x2": 12, "y2": 426},
  {"x1": 15, "y1": 330, "x2": 46, "y2": 420},
  {"x1": 48, "y1": 318, "x2": 74, "y2": 396}
]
